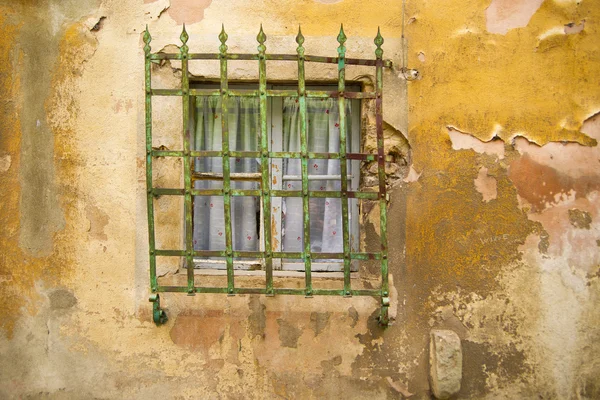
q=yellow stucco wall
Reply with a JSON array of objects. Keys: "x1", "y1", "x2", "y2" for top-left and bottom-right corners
[{"x1": 0, "y1": 0, "x2": 598, "y2": 398}]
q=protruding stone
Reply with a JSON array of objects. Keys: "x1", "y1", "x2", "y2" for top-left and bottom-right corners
[{"x1": 429, "y1": 329, "x2": 462, "y2": 399}]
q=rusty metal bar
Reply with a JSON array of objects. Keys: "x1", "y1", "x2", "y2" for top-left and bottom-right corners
[
  {"x1": 143, "y1": 27, "x2": 157, "y2": 293},
  {"x1": 152, "y1": 149, "x2": 381, "y2": 161},
  {"x1": 154, "y1": 88, "x2": 378, "y2": 99},
  {"x1": 375, "y1": 28, "x2": 389, "y2": 325},
  {"x1": 337, "y1": 25, "x2": 352, "y2": 297},
  {"x1": 296, "y1": 27, "x2": 312, "y2": 296},
  {"x1": 180, "y1": 26, "x2": 195, "y2": 295},
  {"x1": 151, "y1": 51, "x2": 393, "y2": 67},
  {"x1": 257, "y1": 26, "x2": 274, "y2": 295},
  {"x1": 155, "y1": 249, "x2": 382, "y2": 260},
  {"x1": 156, "y1": 286, "x2": 382, "y2": 296},
  {"x1": 219, "y1": 26, "x2": 235, "y2": 295},
  {"x1": 153, "y1": 187, "x2": 379, "y2": 199}
]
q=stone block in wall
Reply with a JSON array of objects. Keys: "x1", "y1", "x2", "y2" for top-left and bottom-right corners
[{"x1": 429, "y1": 329, "x2": 462, "y2": 399}]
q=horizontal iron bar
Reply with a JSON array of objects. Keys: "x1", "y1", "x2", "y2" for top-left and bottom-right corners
[
  {"x1": 192, "y1": 259, "x2": 262, "y2": 265},
  {"x1": 193, "y1": 173, "x2": 353, "y2": 182},
  {"x1": 283, "y1": 174, "x2": 353, "y2": 181},
  {"x1": 153, "y1": 88, "x2": 376, "y2": 99},
  {"x1": 270, "y1": 152, "x2": 379, "y2": 161},
  {"x1": 152, "y1": 187, "x2": 380, "y2": 199},
  {"x1": 270, "y1": 190, "x2": 380, "y2": 199},
  {"x1": 156, "y1": 286, "x2": 382, "y2": 296},
  {"x1": 156, "y1": 251, "x2": 381, "y2": 260},
  {"x1": 150, "y1": 150, "x2": 382, "y2": 161},
  {"x1": 151, "y1": 89, "x2": 182, "y2": 96},
  {"x1": 150, "y1": 52, "x2": 392, "y2": 67}
]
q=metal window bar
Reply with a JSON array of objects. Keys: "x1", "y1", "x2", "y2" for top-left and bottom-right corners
[{"x1": 144, "y1": 24, "x2": 391, "y2": 325}]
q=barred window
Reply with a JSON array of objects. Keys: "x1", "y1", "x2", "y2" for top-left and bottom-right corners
[{"x1": 144, "y1": 25, "x2": 391, "y2": 326}]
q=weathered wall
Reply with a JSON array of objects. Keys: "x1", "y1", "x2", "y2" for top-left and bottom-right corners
[{"x1": 0, "y1": 0, "x2": 598, "y2": 399}]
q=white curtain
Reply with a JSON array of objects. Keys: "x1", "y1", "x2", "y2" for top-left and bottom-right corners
[
  {"x1": 192, "y1": 96, "x2": 260, "y2": 253},
  {"x1": 281, "y1": 98, "x2": 353, "y2": 254}
]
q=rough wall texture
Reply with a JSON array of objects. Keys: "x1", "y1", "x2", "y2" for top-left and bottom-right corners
[{"x1": 0, "y1": 0, "x2": 598, "y2": 399}]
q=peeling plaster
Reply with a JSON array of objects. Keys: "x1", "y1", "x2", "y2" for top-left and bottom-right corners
[
  {"x1": 485, "y1": 0, "x2": 545, "y2": 35},
  {"x1": 144, "y1": 0, "x2": 170, "y2": 21},
  {"x1": 564, "y1": 20, "x2": 585, "y2": 35},
  {"x1": 0, "y1": 154, "x2": 11, "y2": 172},
  {"x1": 403, "y1": 165, "x2": 421, "y2": 183},
  {"x1": 474, "y1": 166, "x2": 497, "y2": 202},
  {"x1": 448, "y1": 127, "x2": 505, "y2": 159},
  {"x1": 167, "y1": 0, "x2": 212, "y2": 25}
]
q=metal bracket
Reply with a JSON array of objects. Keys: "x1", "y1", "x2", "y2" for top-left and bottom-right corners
[
  {"x1": 149, "y1": 293, "x2": 168, "y2": 325},
  {"x1": 378, "y1": 296, "x2": 390, "y2": 326}
]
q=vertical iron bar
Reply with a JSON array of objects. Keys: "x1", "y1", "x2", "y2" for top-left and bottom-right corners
[
  {"x1": 375, "y1": 28, "x2": 389, "y2": 325},
  {"x1": 144, "y1": 27, "x2": 157, "y2": 292},
  {"x1": 337, "y1": 25, "x2": 351, "y2": 296},
  {"x1": 181, "y1": 25, "x2": 195, "y2": 294},
  {"x1": 296, "y1": 27, "x2": 312, "y2": 296},
  {"x1": 219, "y1": 26, "x2": 235, "y2": 295},
  {"x1": 257, "y1": 26, "x2": 274, "y2": 295}
]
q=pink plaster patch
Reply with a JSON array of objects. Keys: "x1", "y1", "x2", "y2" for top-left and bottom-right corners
[
  {"x1": 448, "y1": 127, "x2": 505, "y2": 159},
  {"x1": 474, "y1": 166, "x2": 497, "y2": 202},
  {"x1": 485, "y1": 0, "x2": 544, "y2": 35},
  {"x1": 168, "y1": 0, "x2": 212, "y2": 25}
]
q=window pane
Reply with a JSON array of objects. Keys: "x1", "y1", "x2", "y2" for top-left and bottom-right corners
[{"x1": 191, "y1": 96, "x2": 261, "y2": 258}]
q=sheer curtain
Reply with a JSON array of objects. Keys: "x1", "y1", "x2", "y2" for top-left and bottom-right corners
[
  {"x1": 192, "y1": 96, "x2": 260, "y2": 253},
  {"x1": 281, "y1": 98, "x2": 353, "y2": 254}
]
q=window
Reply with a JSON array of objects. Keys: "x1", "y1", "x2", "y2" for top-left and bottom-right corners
[
  {"x1": 190, "y1": 84, "x2": 361, "y2": 272},
  {"x1": 144, "y1": 25, "x2": 391, "y2": 326}
]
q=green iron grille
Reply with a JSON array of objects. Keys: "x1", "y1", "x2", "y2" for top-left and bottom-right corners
[{"x1": 144, "y1": 24, "x2": 391, "y2": 325}]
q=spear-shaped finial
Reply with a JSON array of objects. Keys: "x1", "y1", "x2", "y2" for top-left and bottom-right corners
[
  {"x1": 257, "y1": 24, "x2": 266, "y2": 55},
  {"x1": 180, "y1": 23, "x2": 189, "y2": 55},
  {"x1": 143, "y1": 25, "x2": 152, "y2": 55},
  {"x1": 295, "y1": 25, "x2": 305, "y2": 58},
  {"x1": 374, "y1": 27, "x2": 384, "y2": 59},
  {"x1": 219, "y1": 24, "x2": 228, "y2": 56},
  {"x1": 337, "y1": 24, "x2": 346, "y2": 57}
]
